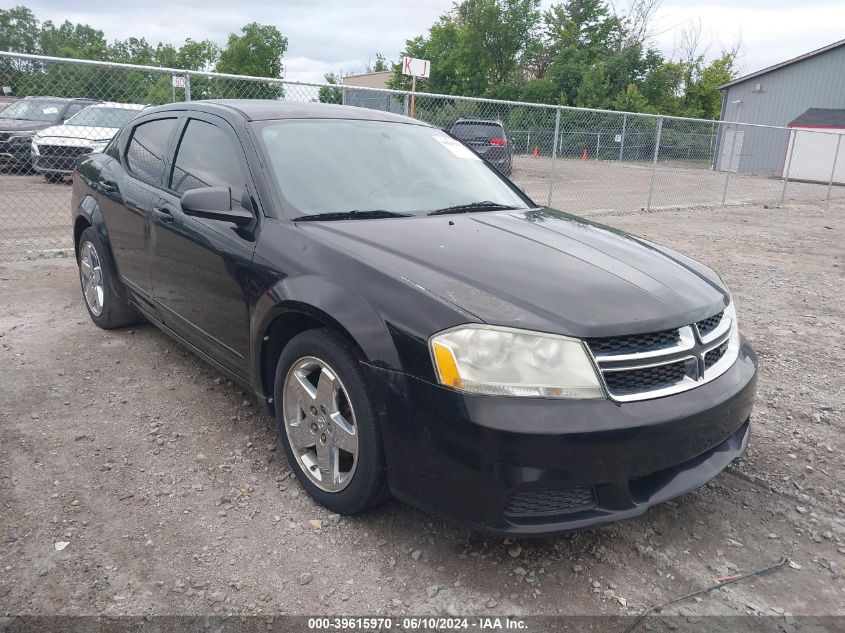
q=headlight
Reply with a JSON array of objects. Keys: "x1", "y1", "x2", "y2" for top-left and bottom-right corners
[
  {"x1": 89, "y1": 140, "x2": 109, "y2": 153},
  {"x1": 430, "y1": 325, "x2": 604, "y2": 398}
]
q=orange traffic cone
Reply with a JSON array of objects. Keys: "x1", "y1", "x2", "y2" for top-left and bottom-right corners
[
  {"x1": 533, "y1": 146, "x2": 539, "y2": 158},
  {"x1": 582, "y1": 146, "x2": 588, "y2": 161}
]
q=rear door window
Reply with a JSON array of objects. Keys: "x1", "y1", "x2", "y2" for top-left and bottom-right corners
[{"x1": 125, "y1": 118, "x2": 178, "y2": 184}]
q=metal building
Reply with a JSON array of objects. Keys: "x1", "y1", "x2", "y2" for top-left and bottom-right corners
[
  {"x1": 341, "y1": 71, "x2": 403, "y2": 114},
  {"x1": 717, "y1": 38, "x2": 845, "y2": 174}
]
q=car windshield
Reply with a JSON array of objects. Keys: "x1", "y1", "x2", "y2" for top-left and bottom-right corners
[
  {"x1": 66, "y1": 106, "x2": 141, "y2": 128},
  {"x1": 0, "y1": 99, "x2": 65, "y2": 122},
  {"x1": 450, "y1": 122, "x2": 504, "y2": 141},
  {"x1": 253, "y1": 119, "x2": 529, "y2": 218}
]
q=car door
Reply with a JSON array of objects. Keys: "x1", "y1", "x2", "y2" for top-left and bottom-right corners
[
  {"x1": 148, "y1": 113, "x2": 258, "y2": 376},
  {"x1": 97, "y1": 115, "x2": 180, "y2": 303}
]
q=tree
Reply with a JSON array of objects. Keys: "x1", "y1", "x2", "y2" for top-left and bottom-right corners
[
  {"x1": 178, "y1": 38, "x2": 220, "y2": 72},
  {"x1": 0, "y1": 6, "x2": 40, "y2": 81},
  {"x1": 216, "y1": 22, "x2": 287, "y2": 99},
  {"x1": 0, "y1": 6, "x2": 39, "y2": 54},
  {"x1": 39, "y1": 20, "x2": 108, "y2": 59},
  {"x1": 613, "y1": 83, "x2": 651, "y2": 112},
  {"x1": 367, "y1": 53, "x2": 388, "y2": 73},
  {"x1": 217, "y1": 22, "x2": 287, "y2": 78},
  {"x1": 108, "y1": 37, "x2": 155, "y2": 65},
  {"x1": 319, "y1": 72, "x2": 342, "y2": 104},
  {"x1": 391, "y1": 0, "x2": 540, "y2": 97}
]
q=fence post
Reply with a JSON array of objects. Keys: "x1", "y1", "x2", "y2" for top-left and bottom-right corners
[
  {"x1": 781, "y1": 129, "x2": 797, "y2": 204},
  {"x1": 526, "y1": 130, "x2": 531, "y2": 155},
  {"x1": 709, "y1": 120, "x2": 716, "y2": 167},
  {"x1": 547, "y1": 107, "x2": 561, "y2": 207},
  {"x1": 183, "y1": 72, "x2": 191, "y2": 101},
  {"x1": 403, "y1": 93, "x2": 409, "y2": 117},
  {"x1": 619, "y1": 113, "x2": 627, "y2": 161},
  {"x1": 646, "y1": 116, "x2": 663, "y2": 212},
  {"x1": 721, "y1": 124, "x2": 738, "y2": 206},
  {"x1": 827, "y1": 133, "x2": 842, "y2": 200},
  {"x1": 596, "y1": 133, "x2": 601, "y2": 160}
]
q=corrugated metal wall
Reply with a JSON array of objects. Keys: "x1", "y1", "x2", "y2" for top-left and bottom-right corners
[
  {"x1": 342, "y1": 88, "x2": 404, "y2": 115},
  {"x1": 720, "y1": 44, "x2": 845, "y2": 174}
]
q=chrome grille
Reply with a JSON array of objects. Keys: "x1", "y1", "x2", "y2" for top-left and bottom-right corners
[
  {"x1": 35, "y1": 145, "x2": 91, "y2": 172},
  {"x1": 505, "y1": 486, "x2": 596, "y2": 518},
  {"x1": 704, "y1": 340, "x2": 729, "y2": 369},
  {"x1": 604, "y1": 360, "x2": 687, "y2": 393},
  {"x1": 696, "y1": 311, "x2": 724, "y2": 337},
  {"x1": 587, "y1": 307, "x2": 737, "y2": 402},
  {"x1": 586, "y1": 329, "x2": 680, "y2": 355}
]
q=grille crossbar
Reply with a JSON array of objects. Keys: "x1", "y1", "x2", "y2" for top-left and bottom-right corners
[{"x1": 588, "y1": 310, "x2": 734, "y2": 402}]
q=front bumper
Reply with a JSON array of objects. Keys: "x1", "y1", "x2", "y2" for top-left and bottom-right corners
[
  {"x1": 369, "y1": 340, "x2": 757, "y2": 535},
  {"x1": 32, "y1": 148, "x2": 92, "y2": 175},
  {"x1": 0, "y1": 138, "x2": 32, "y2": 166}
]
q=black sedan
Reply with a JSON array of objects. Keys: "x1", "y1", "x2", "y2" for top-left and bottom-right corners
[{"x1": 71, "y1": 100, "x2": 757, "y2": 535}]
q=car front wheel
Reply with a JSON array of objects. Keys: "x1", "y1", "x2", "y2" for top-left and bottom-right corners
[{"x1": 274, "y1": 328, "x2": 389, "y2": 515}]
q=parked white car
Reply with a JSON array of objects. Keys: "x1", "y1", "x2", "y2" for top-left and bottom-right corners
[{"x1": 31, "y1": 102, "x2": 146, "y2": 181}]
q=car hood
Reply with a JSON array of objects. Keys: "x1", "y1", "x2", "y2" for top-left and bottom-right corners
[
  {"x1": 298, "y1": 208, "x2": 729, "y2": 338},
  {"x1": 33, "y1": 124, "x2": 118, "y2": 144},
  {"x1": 0, "y1": 119, "x2": 55, "y2": 132}
]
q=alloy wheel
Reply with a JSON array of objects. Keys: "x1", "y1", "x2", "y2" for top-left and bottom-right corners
[
  {"x1": 282, "y1": 356, "x2": 359, "y2": 492},
  {"x1": 79, "y1": 241, "x2": 104, "y2": 317}
]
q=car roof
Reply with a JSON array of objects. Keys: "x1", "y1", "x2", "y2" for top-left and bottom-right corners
[
  {"x1": 20, "y1": 96, "x2": 100, "y2": 103},
  {"x1": 142, "y1": 99, "x2": 431, "y2": 126},
  {"x1": 452, "y1": 118, "x2": 505, "y2": 125},
  {"x1": 85, "y1": 102, "x2": 147, "y2": 110}
]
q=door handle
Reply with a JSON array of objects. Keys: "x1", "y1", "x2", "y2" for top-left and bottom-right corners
[
  {"x1": 152, "y1": 206, "x2": 174, "y2": 223},
  {"x1": 99, "y1": 181, "x2": 117, "y2": 194}
]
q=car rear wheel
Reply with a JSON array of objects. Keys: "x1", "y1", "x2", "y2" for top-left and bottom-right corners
[
  {"x1": 274, "y1": 328, "x2": 389, "y2": 514},
  {"x1": 77, "y1": 227, "x2": 141, "y2": 329}
]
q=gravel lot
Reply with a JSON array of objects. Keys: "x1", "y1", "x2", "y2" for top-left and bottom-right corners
[{"x1": 1, "y1": 200, "x2": 843, "y2": 622}]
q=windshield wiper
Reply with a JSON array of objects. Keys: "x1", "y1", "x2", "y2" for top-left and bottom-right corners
[
  {"x1": 427, "y1": 201, "x2": 517, "y2": 216},
  {"x1": 292, "y1": 210, "x2": 413, "y2": 221}
]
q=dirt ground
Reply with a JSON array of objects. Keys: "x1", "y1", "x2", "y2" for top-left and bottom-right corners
[{"x1": 0, "y1": 200, "x2": 843, "y2": 622}]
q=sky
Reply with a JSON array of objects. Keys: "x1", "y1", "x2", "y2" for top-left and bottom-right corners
[{"x1": 9, "y1": 0, "x2": 845, "y2": 84}]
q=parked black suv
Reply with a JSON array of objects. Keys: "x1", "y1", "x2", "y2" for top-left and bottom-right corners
[
  {"x1": 449, "y1": 117, "x2": 513, "y2": 176},
  {"x1": 71, "y1": 101, "x2": 757, "y2": 535},
  {"x1": 0, "y1": 96, "x2": 100, "y2": 172}
]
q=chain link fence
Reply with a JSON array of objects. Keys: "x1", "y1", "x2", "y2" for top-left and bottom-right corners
[{"x1": 2, "y1": 51, "x2": 844, "y2": 260}]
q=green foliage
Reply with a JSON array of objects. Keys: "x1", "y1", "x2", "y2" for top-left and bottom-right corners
[
  {"x1": 0, "y1": 6, "x2": 39, "y2": 54},
  {"x1": 369, "y1": 53, "x2": 388, "y2": 73},
  {"x1": 0, "y1": 6, "x2": 287, "y2": 103},
  {"x1": 389, "y1": 0, "x2": 540, "y2": 96},
  {"x1": 217, "y1": 22, "x2": 287, "y2": 78},
  {"x1": 395, "y1": 0, "x2": 739, "y2": 119},
  {"x1": 319, "y1": 72, "x2": 342, "y2": 104}
]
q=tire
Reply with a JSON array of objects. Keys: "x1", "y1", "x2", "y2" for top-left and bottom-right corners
[
  {"x1": 77, "y1": 227, "x2": 141, "y2": 329},
  {"x1": 273, "y1": 328, "x2": 389, "y2": 515},
  {"x1": 502, "y1": 155, "x2": 513, "y2": 177}
]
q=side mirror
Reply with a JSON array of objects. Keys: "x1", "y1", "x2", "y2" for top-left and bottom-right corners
[{"x1": 180, "y1": 186, "x2": 253, "y2": 226}]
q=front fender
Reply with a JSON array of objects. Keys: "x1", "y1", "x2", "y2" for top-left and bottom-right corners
[{"x1": 249, "y1": 273, "x2": 403, "y2": 389}]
